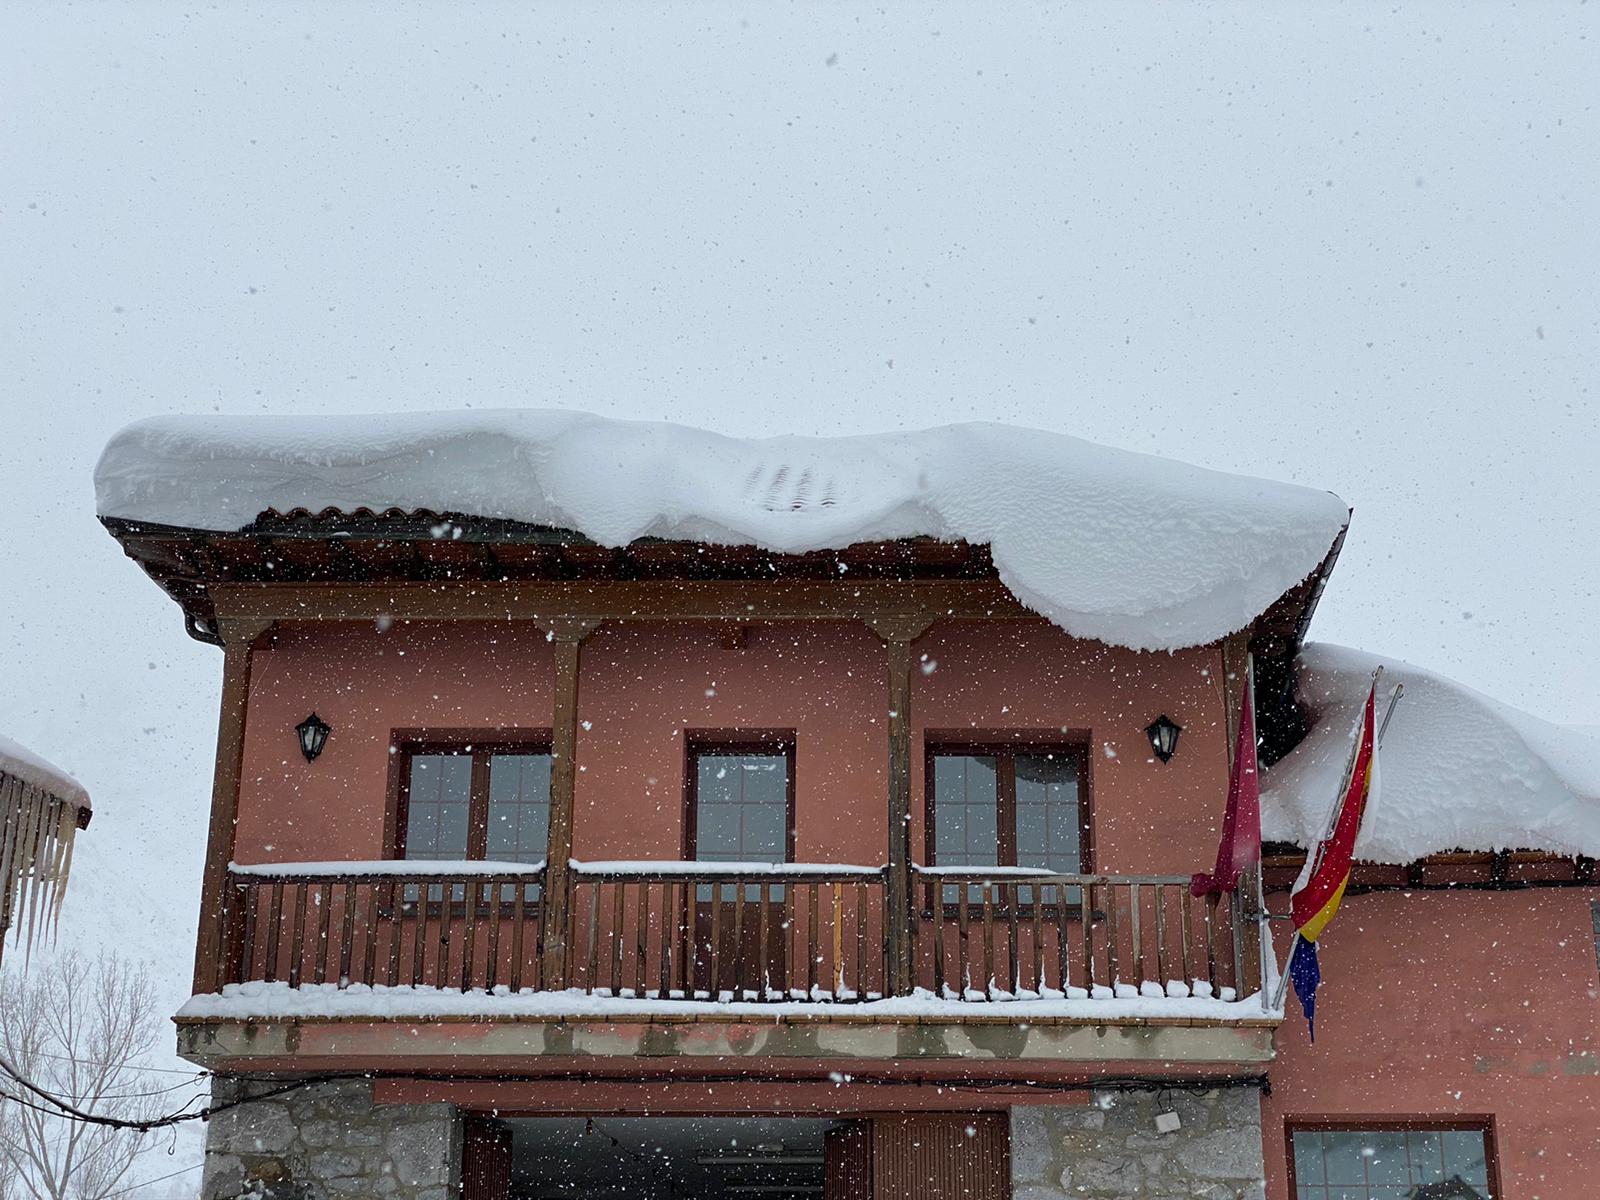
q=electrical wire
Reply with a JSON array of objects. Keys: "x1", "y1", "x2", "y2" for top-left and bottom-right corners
[
  {"x1": 0, "y1": 1055, "x2": 325, "y2": 1133},
  {"x1": 17, "y1": 1047, "x2": 215, "y2": 1078},
  {"x1": 99, "y1": 1160, "x2": 203, "y2": 1198}
]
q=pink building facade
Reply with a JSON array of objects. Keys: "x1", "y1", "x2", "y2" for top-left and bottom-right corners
[{"x1": 96, "y1": 415, "x2": 1598, "y2": 1200}]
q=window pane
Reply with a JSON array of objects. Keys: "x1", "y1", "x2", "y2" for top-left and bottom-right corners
[
  {"x1": 1322, "y1": 1133, "x2": 1367, "y2": 1185},
  {"x1": 1364, "y1": 1132, "x2": 1408, "y2": 1185},
  {"x1": 404, "y1": 754, "x2": 471, "y2": 860},
  {"x1": 1406, "y1": 1131, "x2": 1443, "y2": 1184},
  {"x1": 694, "y1": 752, "x2": 789, "y2": 863},
  {"x1": 486, "y1": 753, "x2": 551, "y2": 862},
  {"x1": 1014, "y1": 752, "x2": 1081, "y2": 873},
  {"x1": 1443, "y1": 1131, "x2": 1490, "y2": 1186},
  {"x1": 488, "y1": 752, "x2": 551, "y2": 902},
  {"x1": 695, "y1": 803, "x2": 742, "y2": 858},
  {"x1": 1292, "y1": 1132, "x2": 1327, "y2": 1185},
  {"x1": 1295, "y1": 1128, "x2": 1491, "y2": 1200},
  {"x1": 932, "y1": 755, "x2": 998, "y2": 867}
]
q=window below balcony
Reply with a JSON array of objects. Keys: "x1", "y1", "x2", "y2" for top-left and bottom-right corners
[{"x1": 1288, "y1": 1120, "x2": 1498, "y2": 1199}]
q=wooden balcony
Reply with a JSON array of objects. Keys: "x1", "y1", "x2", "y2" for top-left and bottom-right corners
[
  {"x1": 210, "y1": 860, "x2": 1264, "y2": 1011},
  {"x1": 183, "y1": 859, "x2": 1274, "y2": 1072}
]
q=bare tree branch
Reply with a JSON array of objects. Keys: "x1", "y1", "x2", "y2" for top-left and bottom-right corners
[{"x1": 0, "y1": 951, "x2": 176, "y2": 1200}]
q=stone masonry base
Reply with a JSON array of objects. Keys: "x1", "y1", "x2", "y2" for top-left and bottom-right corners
[
  {"x1": 1011, "y1": 1084, "x2": 1267, "y2": 1200},
  {"x1": 197, "y1": 1075, "x2": 1261, "y2": 1199},
  {"x1": 199, "y1": 1077, "x2": 461, "y2": 1200}
]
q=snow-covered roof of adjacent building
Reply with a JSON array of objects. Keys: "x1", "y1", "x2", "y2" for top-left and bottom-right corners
[
  {"x1": 0, "y1": 734, "x2": 89, "y2": 811},
  {"x1": 94, "y1": 409, "x2": 1349, "y2": 652},
  {"x1": 1264, "y1": 643, "x2": 1600, "y2": 862}
]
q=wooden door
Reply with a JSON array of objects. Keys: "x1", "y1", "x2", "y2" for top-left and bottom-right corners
[
  {"x1": 462, "y1": 1116, "x2": 512, "y2": 1200},
  {"x1": 825, "y1": 1121, "x2": 873, "y2": 1200},
  {"x1": 871, "y1": 1115, "x2": 1010, "y2": 1200},
  {"x1": 693, "y1": 881, "x2": 787, "y2": 997},
  {"x1": 686, "y1": 737, "x2": 795, "y2": 997}
]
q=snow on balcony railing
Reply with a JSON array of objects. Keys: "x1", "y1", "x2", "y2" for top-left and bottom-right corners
[{"x1": 214, "y1": 861, "x2": 1262, "y2": 1012}]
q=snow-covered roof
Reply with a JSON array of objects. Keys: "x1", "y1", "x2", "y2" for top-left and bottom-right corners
[
  {"x1": 1263, "y1": 643, "x2": 1600, "y2": 862},
  {"x1": 94, "y1": 410, "x2": 1349, "y2": 652},
  {"x1": 0, "y1": 734, "x2": 89, "y2": 811}
]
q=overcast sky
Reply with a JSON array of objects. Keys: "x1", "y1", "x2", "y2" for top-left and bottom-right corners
[{"x1": 2, "y1": 2, "x2": 1596, "y2": 1185}]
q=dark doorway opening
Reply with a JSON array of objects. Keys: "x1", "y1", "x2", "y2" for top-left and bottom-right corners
[{"x1": 500, "y1": 1116, "x2": 835, "y2": 1200}]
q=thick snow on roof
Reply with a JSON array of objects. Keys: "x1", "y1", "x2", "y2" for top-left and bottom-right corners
[
  {"x1": 0, "y1": 734, "x2": 89, "y2": 810},
  {"x1": 1263, "y1": 643, "x2": 1600, "y2": 862},
  {"x1": 95, "y1": 410, "x2": 1348, "y2": 652}
]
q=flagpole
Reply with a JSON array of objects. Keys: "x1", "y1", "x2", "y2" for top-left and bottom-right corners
[
  {"x1": 1270, "y1": 934, "x2": 1298, "y2": 1011},
  {"x1": 1378, "y1": 683, "x2": 1404, "y2": 748},
  {"x1": 1241, "y1": 654, "x2": 1277, "y2": 1014}
]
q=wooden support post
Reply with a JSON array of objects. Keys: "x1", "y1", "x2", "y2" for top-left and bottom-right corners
[
  {"x1": 868, "y1": 615, "x2": 932, "y2": 996},
  {"x1": 540, "y1": 619, "x2": 599, "y2": 990},
  {"x1": 1220, "y1": 632, "x2": 1250, "y2": 771},
  {"x1": 192, "y1": 618, "x2": 275, "y2": 996}
]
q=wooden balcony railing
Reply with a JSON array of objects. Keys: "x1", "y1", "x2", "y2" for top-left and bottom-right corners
[
  {"x1": 218, "y1": 861, "x2": 1261, "y2": 1008},
  {"x1": 909, "y1": 868, "x2": 1255, "y2": 1002},
  {"x1": 222, "y1": 863, "x2": 552, "y2": 994}
]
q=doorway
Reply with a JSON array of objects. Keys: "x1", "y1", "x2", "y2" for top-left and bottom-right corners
[
  {"x1": 469, "y1": 1114, "x2": 1012, "y2": 1200},
  {"x1": 685, "y1": 734, "x2": 795, "y2": 996},
  {"x1": 494, "y1": 1116, "x2": 833, "y2": 1200}
]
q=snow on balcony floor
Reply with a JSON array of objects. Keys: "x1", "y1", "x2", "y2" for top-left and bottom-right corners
[{"x1": 177, "y1": 979, "x2": 1268, "y2": 1024}]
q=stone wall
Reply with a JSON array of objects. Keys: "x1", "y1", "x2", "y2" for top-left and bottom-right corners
[
  {"x1": 1011, "y1": 1085, "x2": 1265, "y2": 1200},
  {"x1": 199, "y1": 1076, "x2": 461, "y2": 1200}
]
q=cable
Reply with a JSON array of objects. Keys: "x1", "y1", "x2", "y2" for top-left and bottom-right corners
[
  {"x1": 0, "y1": 1059, "x2": 1271, "y2": 1137},
  {"x1": 99, "y1": 1160, "x2": 203, "y2": 1198},
  {"x1": 0, "y1": 1055, "x2": 325, "y2": 1133},
  {"x1": 17, "y1": 1047, "x2": 215, "y2": 1077}
]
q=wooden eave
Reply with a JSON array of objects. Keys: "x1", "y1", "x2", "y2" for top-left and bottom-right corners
[
  {"x1": 1262, "y1": 844, "x2": 1598, "y2": 893},
  {"x1": 100, "y1": 508, "x2": 1345, "y2": 647}
]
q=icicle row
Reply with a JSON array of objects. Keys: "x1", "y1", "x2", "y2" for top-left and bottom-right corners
[{"x1": 0, "y1": 771, "x2": 81, "y2": 964}]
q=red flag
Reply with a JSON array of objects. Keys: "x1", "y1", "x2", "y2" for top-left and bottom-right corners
[{"x1": 1191, "y1": 667, "x2": 1259, "y2": 896}]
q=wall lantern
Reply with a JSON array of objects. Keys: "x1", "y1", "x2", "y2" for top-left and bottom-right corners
[
  {"x1": 295, "y1": 712, "x2": 331, "y2": 762},
  {"x1": 1145, "y1": 715, "x2": 1182, "y2": 763}
]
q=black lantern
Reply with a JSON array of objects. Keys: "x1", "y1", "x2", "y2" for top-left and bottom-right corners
[
  {"x1": 295, "y1": 712, "x2": 331, "y2": 762},
  {"x1": 1145, "y1": 715, "x2": 1182, "y2": 763}
]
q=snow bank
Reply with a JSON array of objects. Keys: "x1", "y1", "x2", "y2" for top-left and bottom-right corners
[
  {"x1": 177, "y1": 980, "x2": 1266, "y2": 1024},
  {"x1": 1262, "y1": 643, "x2": 1600, "y2": 862},
  {"x1": 94, "y1": 410, "x2": 1348, "y2": 652},
  {"x1": 0, "y1": 734, "x2": 88, "y2": 810}
]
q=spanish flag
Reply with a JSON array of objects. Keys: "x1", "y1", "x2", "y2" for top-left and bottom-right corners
[{"x1": 1286, "y1": 680, "x2": 1378, "y2": 1039}]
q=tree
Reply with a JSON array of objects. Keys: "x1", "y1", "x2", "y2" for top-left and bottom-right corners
[{"x1": 0, "y1": 951, "x2": 168, "y2": 1200}]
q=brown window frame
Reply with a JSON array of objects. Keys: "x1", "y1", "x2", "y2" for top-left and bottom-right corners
[
  {"x1": 1284, "y1": 1115, "x2": 1501, "y2": 1199},
  {"x1": 682, "y1": 730, "x2": 798, "y2": 863},
  {"x1": 387, "y1": 728, "x2": 553, "y2": 862},
  {"x1": 923, "y1": 733, "x2": 1093, "y2": 873}
]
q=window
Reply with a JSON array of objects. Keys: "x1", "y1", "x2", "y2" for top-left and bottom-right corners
[
  {"x1": 1288, "y1": 1121, "x2": 1498, "y2": 1199},
  {"x1": 392, "y1": 732, "x2": 552, "y2": 901},
  {"x1": 686, "y1": 733, "x2": 795, "y2": 901},
  {"x1": 926, "y1": 743, "x2": 1087, "y2": 873},
  {"x1": 686, "y1": 733, "x2": 795, "y2": 864}
]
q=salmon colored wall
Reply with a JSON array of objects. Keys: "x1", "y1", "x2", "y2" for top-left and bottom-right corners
[
  {"x1": 233, "y1": 619, "x2": 1234, "y2": 875},
  {"x1": 1262, "y1": 888, "x2": 1600, "y2": 1200}
]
